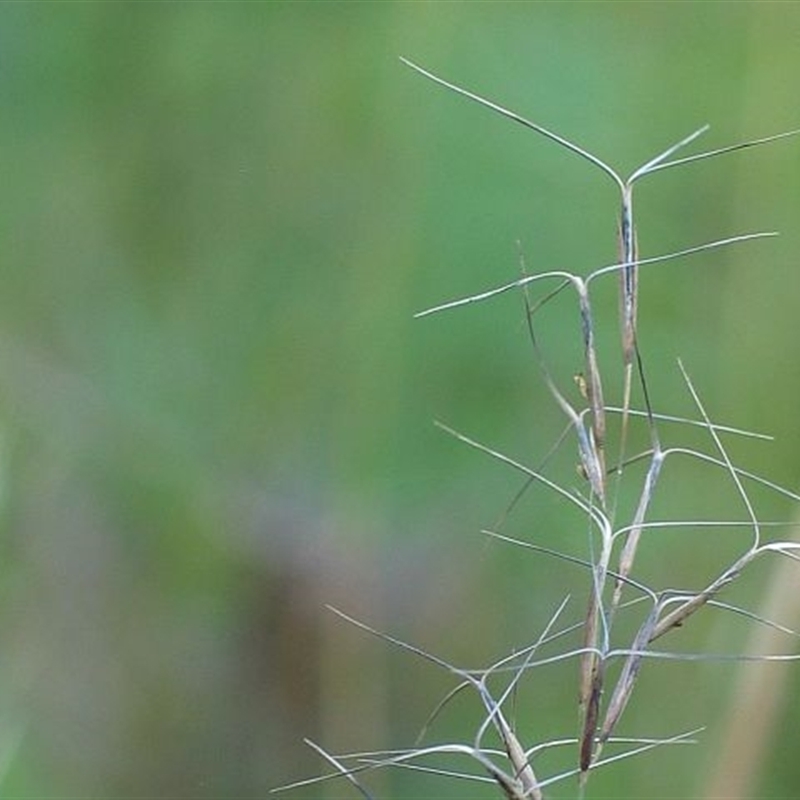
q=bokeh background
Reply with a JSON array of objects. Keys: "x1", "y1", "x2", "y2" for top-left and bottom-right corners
[{"x1": 1, "y1": 3, "x2": 800, "y2": 798}]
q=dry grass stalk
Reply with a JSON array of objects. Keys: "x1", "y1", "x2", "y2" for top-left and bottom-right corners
[{"x1": 274, "y1": 60, "x2": 800, "y2": 798}]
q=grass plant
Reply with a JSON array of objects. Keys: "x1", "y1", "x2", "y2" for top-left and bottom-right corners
[{"x1": 274, "y1": 59, "x2": 800, "y2": 799}]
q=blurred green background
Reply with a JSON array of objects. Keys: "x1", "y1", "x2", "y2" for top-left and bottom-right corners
[{"x1": 1, "y1": 2, "x2": 799, "y2": 797}]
